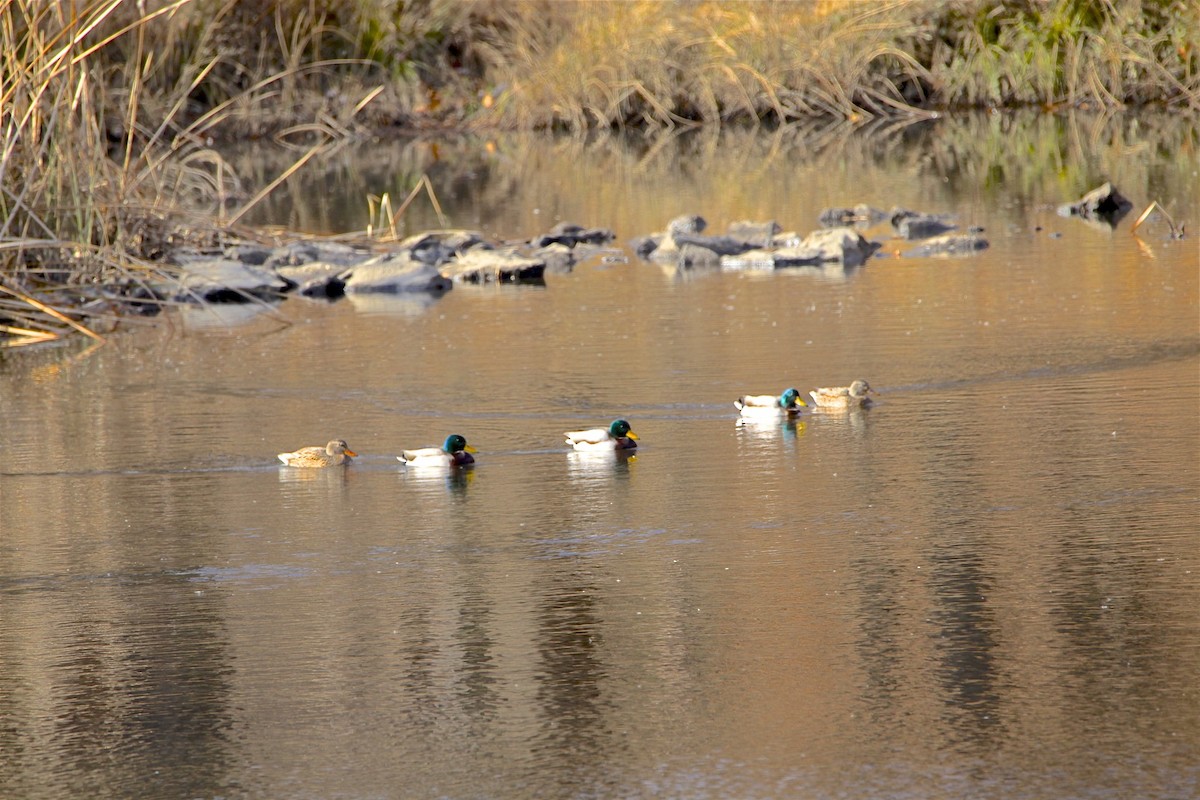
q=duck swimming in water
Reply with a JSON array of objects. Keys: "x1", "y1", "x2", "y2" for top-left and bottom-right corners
[
  {"x1": 735, "y1": 387, "x2": 808, "y2": 417},
  {"x1": 277, "y1": 439, "x2": 357, "y2": 467},
  {"x1": 565, "y1": 419, "x2": 639, "y2": 451},
  {"x1": 808, "y1": 380, "x2": 874, "y2": 409},
  {"x1": 398, "y1": 434, "x2": 477, "y2": 467}
]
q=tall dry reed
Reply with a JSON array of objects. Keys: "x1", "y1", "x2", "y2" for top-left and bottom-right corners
[
  {"x1": 0, "y1": 0, "x2": 419, "y2": 344},
  {"x1": 480, "y1": 0, "x2": 1199, "y2": 130},
  {"x1": 2, "y1": 0, "x2": 1196, "y2": 344}
]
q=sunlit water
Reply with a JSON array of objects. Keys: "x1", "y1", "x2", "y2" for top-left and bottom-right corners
[{"x1": 2, "y1": 114, "x2": 1198, "y2": 799}]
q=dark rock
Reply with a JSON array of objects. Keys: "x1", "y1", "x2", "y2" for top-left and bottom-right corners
[
  {"x1": 894, "y1": 214, "x2": 957, "y2": 240},
  {"x1": 342, "y1": 252, "x2": 453, "y2": 294},
  {"x1": 398, "y1": 230, "x2": 489, "y2": 266},
  {"x1": 1056, "y1": 182, "x2": 1133, "y2": 225},
  {"x1": 797, "y1": 227, "x2": 880, "y2": 267},
  {"x1": 276, "y1": 262, "x2": 348, "y2": 298},
  {"x1": 769, "y1": 249, "x2": 825, "y2": 268},
  {"x1": 721, "y1": 227, "x2": 879, "y2": 270},
  {"x1": 534, "y1": 222, "x2": 615, "y2": 248},
  {"x1": 677, "y1": 243, "x2": 722, "y2": 268},
  {"x1": 668, "y1": 215, "x2": 707, "y2": 236},
  {"x1": 630, "y1": 234, "x2": 662, "y2": 259},
  {"x1": 534, "y1": 243, "x2": 576, "y2": 274},
  {"x1": 264, "y1": 241, "x2": 365, "y2": 269},
  {"x1": 673, "y1": 232, "x2": 761, "y2": 258},
  {"x1": 649, "y1": 215, "x2": 708, "y2": 262},
  {"x1": 818, "y1": 208, "x2": 854, "y2": 227},
  {"x1": 441, "y1": 248, "x2": 546, "y2": 284},
  {"x1": 726, "y1": 220, "x2": 780, "y2": 247},
  {"x1": 818, "y1": 205, "x2": 886, "y2": 227},
  {"x1": 223, "y1": 244, "x2": 274, "y2": 265},
  {"x1": 176, "y1": 258, "x2": 289, "y2": 302},
  {"x1": 904, "y1": 234, "x2": 990, "y2": 257}
]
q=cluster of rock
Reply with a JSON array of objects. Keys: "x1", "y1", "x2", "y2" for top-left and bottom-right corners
[
  {"x1": 166, "y1": 222, "x2": 615, "y2": 303},
  {"x1": 156, "y1": 183, "x2": 1135, "y2": 307},
  {"x1": 633, "y1": 215, "x2": 880, "y2": 270},
  {"x1": 633, "y1": 205, "x2": 990, "y2": 272}
]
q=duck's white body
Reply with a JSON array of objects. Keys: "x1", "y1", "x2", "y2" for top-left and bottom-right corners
[
  {"x1": 735, "y1": 396, "x2": 803, "y2": 416},
  {"x1": 565, "y1": 420, "x2": 639, "y2": 451},
  {"x1": 399, "y1": 447, "x2": 458, "y2": 467},
  {"x1": 564, "y1": 429, "x2": 628, "y2": 451},
  {"x1": 398, "y1": 435, "x2": 477, "y2": 467},
  {"x1": 735, "y1": 388, "x2": 806, "y2": 417}
]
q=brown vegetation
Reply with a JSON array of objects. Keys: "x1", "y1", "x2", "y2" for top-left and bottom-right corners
[{"x1": 1, "y1": 0, "x2": 1197, "y2": 345}]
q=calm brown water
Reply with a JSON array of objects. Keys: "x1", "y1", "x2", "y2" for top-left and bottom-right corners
[{"x1": 2, "y1": 114, "x2": 1198, "y2": 799}]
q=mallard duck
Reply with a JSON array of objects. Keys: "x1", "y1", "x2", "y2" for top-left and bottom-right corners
[
  {"x1": 735, "y1": 387, "x2": 808, "y2": 416},
  {"x1": 398, "y1": 434, "x2": 477, "y2": 467},
  {"x1": 277, "y1": 439, "x2": 357, "y2": 467},
  {"x1": 565, "y1": 419, "x2": 639, "y2": 451},
  {"x1": 809, "y1": 380, "x2": 874, "y2": 409}
]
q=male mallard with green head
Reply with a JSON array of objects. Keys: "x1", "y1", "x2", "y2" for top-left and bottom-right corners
[
  {"x1": 735, "y1": 387, "x2": 808, "y2": 417},
  {"x1": 398, "y1": 434, "x2": 478, "y2": 467},
  {"x1": 565, "y1": 419, "x2": 639, "y2": 451}
]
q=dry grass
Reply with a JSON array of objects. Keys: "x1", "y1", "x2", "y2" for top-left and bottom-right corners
[
  {"x1": 1, "y1": 0, "x2": 1196, "y2": 345},
  {"x1": 913, "y1": 0, "x2": 1200, "y2": 110},
  {"x1": 1, "y1": 0, "x2": 194, "y2": 345},
  {"x1": 0, "y1": 0, "x2": 413, "y2": 345},
  {"x1": 481, "y1": 0, "x2": 1199, "y2": 130}
]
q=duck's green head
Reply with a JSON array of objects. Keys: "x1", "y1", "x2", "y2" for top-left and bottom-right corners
[
  {"x1": 609, "y1": 419, "x2": 638, "y2": 440},
  {"x1": 443, "y1": 434, "x2": 478, "y2": 454},
  {"x1": 780, "y1": 388, "x2": 808, "y2": 408}
]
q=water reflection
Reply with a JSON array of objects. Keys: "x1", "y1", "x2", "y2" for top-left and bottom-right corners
[
  {"x1": 229, "y1": 111, "x2": 1198, "y2": 247},
  {"x1": 563, "y1": 449, "x2": 634, "y2": 507},
  {"x1": 276, "y1": 463, "x2": 353, "y2": 485},
  {"x1": 724, "y1": 261, "x2": 866, "y2": 284},
  {"x1": 2, "y1": 112, "x2": 1198, "y2": 800},
  {"x1": 344, "y1": 290, "x2": 445, "y2": 317},
  {"x1": 525, "y1": 451, "x2": 640, "y2": 560},
  {"x1": 808, "y1": 406, "x2": 874, "y2": 439},
  {"x1": 734, "y1": 415, "x2": 806, "y2": 443},
  {"x1": 565, "y1": 449, "x2": 635, "y2": 481},
  {"x1": 399, "y1": 461, "x2": 476, "y2": 499},
  {"x1": 276, "y1": 462, "x2": 355, "y2": 501},
  {"x1": 176, "y1": 300, "x2": 281, "y2": 329},
  {"x1": 531, "y1": 573, "x2": 616, "y2": 780},
  {"x1": 0, "y1": 574, "x2": 237, "y2": 799},
  {"x1": 928, "y1": 544, "x2": 1005, "y2": 750}
]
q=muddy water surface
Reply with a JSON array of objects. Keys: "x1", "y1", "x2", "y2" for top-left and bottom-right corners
[{"x1": 2, "y1": 114, "x2": 1198, "y2": 799}]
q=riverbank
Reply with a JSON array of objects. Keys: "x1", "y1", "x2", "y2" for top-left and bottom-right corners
[
  {"x1": 24, "y1": 0, "x2": 1200, "y2": 136},
  {"x1": 2, "y1": 0, "x2": 1197, "y2": 346}
]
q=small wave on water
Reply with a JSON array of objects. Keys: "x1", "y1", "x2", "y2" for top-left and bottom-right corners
[{"x1": 888, "y1": 336, "x2": 1200, "y2": 395}]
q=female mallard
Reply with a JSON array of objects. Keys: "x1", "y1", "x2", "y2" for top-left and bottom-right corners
[
  {"x1": 735, "y1": 387, "x2": 808, "y2": 416},
  {"x1": 565, "y1": 419, "x2": 639, "y2": 451},
  {"x1": 398, "y1": 434, "x2": 477, "y2": 467},
  {"x1": 277, "y1": 439, "x2": 357, "y2": 468},
  {"x1": 809, "y1": 380, "x2": 874, "y2": 409}
]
